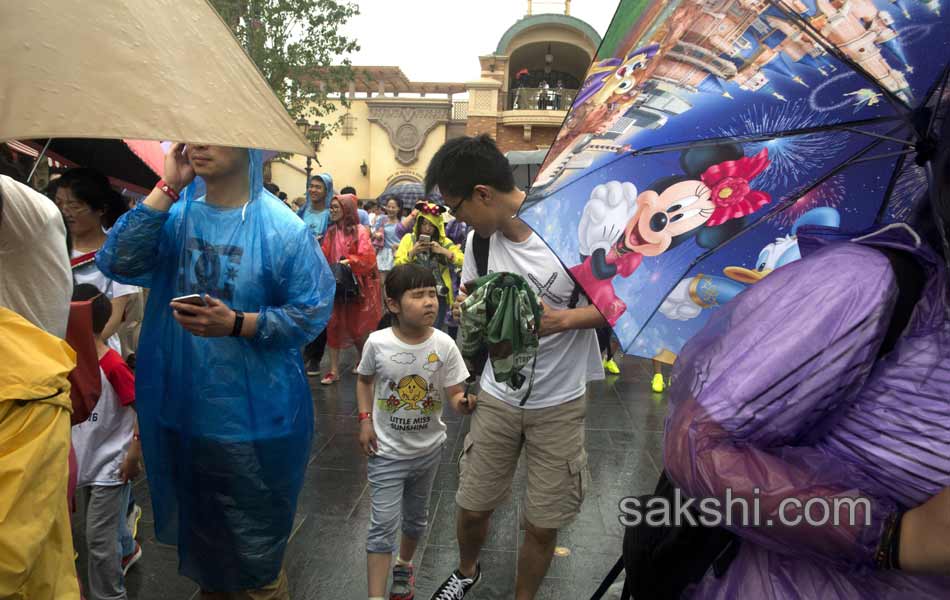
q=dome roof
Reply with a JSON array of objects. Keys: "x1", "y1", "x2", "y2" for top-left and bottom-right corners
[{"x1": 495, "y1": 13, "x2": 602, "y2": 55}]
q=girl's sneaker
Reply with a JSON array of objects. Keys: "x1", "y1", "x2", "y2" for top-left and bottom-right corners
[
  {"x1": 121, "y1": 542, "x2": 142, "y2": 576},
  {"x1": 390, "y1": 563, "x2": 415, "y2": 600},
  {"x1": 651, "y1": 373, "x2": 665, "y2": 393}
]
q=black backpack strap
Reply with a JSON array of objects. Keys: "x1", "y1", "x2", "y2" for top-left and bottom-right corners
[
  {"x1": 589, "y1": 556, "x2": 627, "y2": 600},
  {"x1": 567, "y1": 281, "x2": 583, "y2": 309},
  {"x1": 473, "y1": 233, "x2": 490, "y2": 278}
]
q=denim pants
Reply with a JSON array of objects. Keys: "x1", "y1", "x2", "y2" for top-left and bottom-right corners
[
  {"x1": 78, "y1": 482, "x2": 133, "y2": 600},
  {"x1": 366, "y1": 445, "x2": 442, "y2": 554}
]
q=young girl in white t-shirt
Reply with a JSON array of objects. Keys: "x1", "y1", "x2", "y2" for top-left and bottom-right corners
[
  {"x1": 356, "y1": 264, "x2": 472, "y2": 600},
  {"x1": 70, "y1": 284, "x2": 143, "y2": 598}
]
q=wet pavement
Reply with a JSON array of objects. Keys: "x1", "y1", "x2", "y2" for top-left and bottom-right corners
[{"x1": 76, "y1": 352, "x2": 668, "y2": 599}]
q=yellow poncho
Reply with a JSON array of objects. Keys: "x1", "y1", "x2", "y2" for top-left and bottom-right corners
[{"x1": 0, "y1": 307, "x2": 79, "y2": 600}]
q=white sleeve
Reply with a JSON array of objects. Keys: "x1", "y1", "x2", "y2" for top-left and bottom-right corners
[
  {"x1": 110, "y1": 280, "x2": 140, "y2": 299},
  {"x1": 442, "y1": 338, "x2": 470, "y2": 388},
  {"x1": 356, "y1": 335, "x2": 377, "y2": 376},
  {"x1": 460, "y1": 230, "x2": 477, "y2": 286}
]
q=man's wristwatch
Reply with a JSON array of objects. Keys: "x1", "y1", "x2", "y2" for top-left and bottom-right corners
[{"x1": 231, "y1": 310, "x2": 245, "y2": 337}]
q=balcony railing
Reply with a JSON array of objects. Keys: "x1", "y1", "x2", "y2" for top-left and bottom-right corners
[{"x1": 508, "y1": 87, "x2": 577, "y2": 111}]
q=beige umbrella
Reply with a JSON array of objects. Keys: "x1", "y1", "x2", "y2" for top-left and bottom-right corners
[{"x1": 0, "y1": 0, "x2": 312, "y2": 156}]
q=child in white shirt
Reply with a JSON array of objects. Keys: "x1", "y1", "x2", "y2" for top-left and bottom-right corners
[
  {"x1": 71, "y1": 284, "x2": 143, "y2": 599},
  {"x1": 357, "y1": 264, "x2": 472, "y2": 600}
]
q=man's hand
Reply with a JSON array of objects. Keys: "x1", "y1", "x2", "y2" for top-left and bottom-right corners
[
  {"x1": 453, "y1": 283, "x2": 471, "y2": 322},
  {"x1": 118, "y1": 444, "x2": 143, "y2": 483},
  {"x1": 899, "y1": 486, "x2": 950, "y2": 574},
  {"x1": 170, "y1": 295, "x2": 237, "y2": 337},
  {"x1": 163, "y1": 142, "x2": 196, "y2": 192},
  {"x1": 539, "y1": 301, "x2": 568, "y2": 337},
  {"x1": 359, "y1": 420, "x2": 378, "y2": 456}
]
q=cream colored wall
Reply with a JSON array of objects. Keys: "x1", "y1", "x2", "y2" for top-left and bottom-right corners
[{"x1": 271, "y1": 98, "x2": 448, "y2": 201}]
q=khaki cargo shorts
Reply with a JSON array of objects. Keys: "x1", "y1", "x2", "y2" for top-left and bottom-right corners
[{"x1": 456, "y1": 390, "x2": 589, "y2": 530}]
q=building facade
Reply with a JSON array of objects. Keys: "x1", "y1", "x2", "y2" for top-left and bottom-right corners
[{"x1": 270, "y1": 3, "x2": 598, "y2": 200}]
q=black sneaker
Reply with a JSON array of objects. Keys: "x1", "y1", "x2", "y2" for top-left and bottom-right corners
[
  {"x1": 428, "y1": 564, "x2": 480, "y2": 600},
  {"x1": 306, "y1": 359, "x2": 320, "y2": 377}
]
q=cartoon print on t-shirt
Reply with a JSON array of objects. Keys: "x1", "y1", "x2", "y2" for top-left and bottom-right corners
[
  {"x1": 422, "y1": 351, "x2": 443, "y2": 374},
  {"x1": 391, "y1": 352, "x2": 416, "y2": 365},
  {"x1": 177, "y1": 237, "x2": 244, "y2": 301},
  {"x1": 378, "y1": 374, "x2": 441, "y2": 416}
]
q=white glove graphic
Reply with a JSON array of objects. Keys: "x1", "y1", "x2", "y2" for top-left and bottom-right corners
[
  {"x1": 659, "y1": 278, "x2": 703, "y2": 321},
  {"x1": 577, "y1": 180, "x2": 638, "y2": 257}
]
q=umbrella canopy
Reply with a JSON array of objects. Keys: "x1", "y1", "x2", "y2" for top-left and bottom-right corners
[
  {"x1": 0, "y1": 0, "x2": 312, "y2": 156},
  {"x1": 521, "y1": 0, "x2": 950, "y2": 360},
  {"x1": 379, "y1": 182, "x2": 442, "y2": 211}
]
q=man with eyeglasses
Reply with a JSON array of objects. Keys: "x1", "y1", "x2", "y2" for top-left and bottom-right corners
[{"x1": 425, "y1": 135, "x2": 605, "y2": 600}]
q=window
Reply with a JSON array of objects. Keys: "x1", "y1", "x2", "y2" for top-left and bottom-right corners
[{"x1": 341, "y1": 113, "x2": 356, "y2": 137}]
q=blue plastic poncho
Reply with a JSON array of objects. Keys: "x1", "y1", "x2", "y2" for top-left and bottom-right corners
[
  {"x1": 96, "y1": 149, "x2": 334, "y2": 591},
  {"x1": 297, "y1": 172, "x2": 332, "y2": 240}
]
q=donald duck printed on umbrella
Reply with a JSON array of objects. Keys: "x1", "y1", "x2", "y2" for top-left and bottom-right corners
[{"x1": 572, "y1": 142, "x2": 774, "y2": 326}]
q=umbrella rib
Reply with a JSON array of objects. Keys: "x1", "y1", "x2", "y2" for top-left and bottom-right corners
[
  {"x1": 766, "y1": 0, "x2": 912, "y2": 116},
  {"x1": 840, "y1": 128, "x2": 916, "y2": 147},
  {"x1": 630, "y1": 116, "x2": 902, "y2": 157},
  {"x1": 27, "y1": 139, "x2": 52, "y2": 182},
  {"x1": 629, "y1": 125, "x2": 904, "y2": 347},
  {"x1": 846, "y1": 149, "x2": 916, "y2": 165},
  {"x1": 926, "y1": 65, "x2": 950, "y2": 134}
]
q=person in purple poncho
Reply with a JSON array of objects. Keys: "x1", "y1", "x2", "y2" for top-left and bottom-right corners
[{"x1": 663, "y1": 205, "x2": 950, "y2": 597}]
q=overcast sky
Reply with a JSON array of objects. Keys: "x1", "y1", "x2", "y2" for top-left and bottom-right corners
[{"x1": 340, "y1": 0, "x2": 618, "y2": 82}]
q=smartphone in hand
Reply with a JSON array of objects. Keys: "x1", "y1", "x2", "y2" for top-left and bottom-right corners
[{"x1": 171, "y1": 293, "x2": 206, "y2": 316}]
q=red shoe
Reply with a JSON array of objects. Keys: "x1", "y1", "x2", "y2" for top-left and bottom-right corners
[
  {"x1": 390, "y1": 563, "x2": 414, "y2": 600},
  {"x1": 320, "y1": 372, "x2": 339, "y2": 385},
  {"x1": 122, "y1": 542, "x2": 142, "y2": 576}
]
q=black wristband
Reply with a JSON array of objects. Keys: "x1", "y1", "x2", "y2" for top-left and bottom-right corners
[
  {"x1": 889, "y1": 511, "x2": 903, "y2": 570},
  {"x1": 231, "y1": 310, "x2": 245, "y2": 337},
  {"x1": 875, "y1": 511, "x2": 904, "y2": 570}
]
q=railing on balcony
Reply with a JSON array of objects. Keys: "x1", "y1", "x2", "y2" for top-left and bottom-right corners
[
  {"x1": 508, "y1": 87, "x2": 578, "y2": 111},
  {"x1": 452, "y1": 101, "x2": 469, "y2": 121}
]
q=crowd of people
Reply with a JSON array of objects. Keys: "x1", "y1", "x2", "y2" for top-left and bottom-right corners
[
  {"x1": 2, "y1": 131, "x2": 949, "y2": 600},
  {"x1": 0, "y1": 134, "x2": 611, "y2": 600}
]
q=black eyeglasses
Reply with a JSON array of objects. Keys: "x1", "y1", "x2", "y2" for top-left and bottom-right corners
[{"x1": 446, "y1": 197, "x2": 467, "y2": 217}]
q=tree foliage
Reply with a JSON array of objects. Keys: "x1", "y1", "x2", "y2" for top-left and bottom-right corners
[{"x1": 210, "y1": 0, "x2": 360, "y2": 145}]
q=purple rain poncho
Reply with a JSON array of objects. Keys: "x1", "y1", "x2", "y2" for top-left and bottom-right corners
[{"x1": 664, "y1": 224, "x2": 950, "y2": 598}]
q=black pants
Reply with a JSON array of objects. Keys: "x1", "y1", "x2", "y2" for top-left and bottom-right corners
[
  {"x1": 597, "y1": 327, "x2": 614, "y2": 361},
  {"x1": 304, "y1": 329, "x2": 328, "y2": 369}
]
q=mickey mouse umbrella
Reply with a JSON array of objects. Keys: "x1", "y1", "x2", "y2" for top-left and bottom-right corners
[{"x1": 521, "y1": 0, "x2": 950, "y2": 361}]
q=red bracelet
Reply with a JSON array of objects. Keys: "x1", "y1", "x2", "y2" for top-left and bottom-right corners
[
  {"x1": 156, "y1": 179, "x2": 180, "y2": 202},
  {"x1": 358, "y1": 412, "x2": 372, "y2": 422}
]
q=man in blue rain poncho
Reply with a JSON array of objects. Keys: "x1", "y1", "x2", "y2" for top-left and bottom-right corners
[{"x1": 97, "y1": 143, "x2": 334, "y2": 598}]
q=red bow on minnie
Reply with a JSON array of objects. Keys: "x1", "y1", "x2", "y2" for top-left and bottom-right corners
[
  {"x1": 701, "y1": 148, "x2": 772, "y2": 227},
  {"x1": 416, "y1": 202, "x2": 444, "y2": 216}
]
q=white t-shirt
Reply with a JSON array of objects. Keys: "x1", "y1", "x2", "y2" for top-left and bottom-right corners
[
  {"x1": 357, "y1": 328, "x2": 469, "y2": 459},
  {"x1": 71, "y1": 249, "x2": 139, "y2": 354},
  {"x1": 72, "y1": 349, "x2": 136, "y2": 487},
  {"x1": 461, "y1": 229, "x2": 603, "y2": 409},
  {"x1": 0, "y1": 175, "x2": 71, "y2": 338}
]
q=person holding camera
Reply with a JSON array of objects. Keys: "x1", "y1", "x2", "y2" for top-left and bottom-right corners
[
  {"x1": 321, "y1": 193, "x2": 382, "y2": 385},
  {"x1": 393, "y1": 201, "x2": 464, "y2": 330}
]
